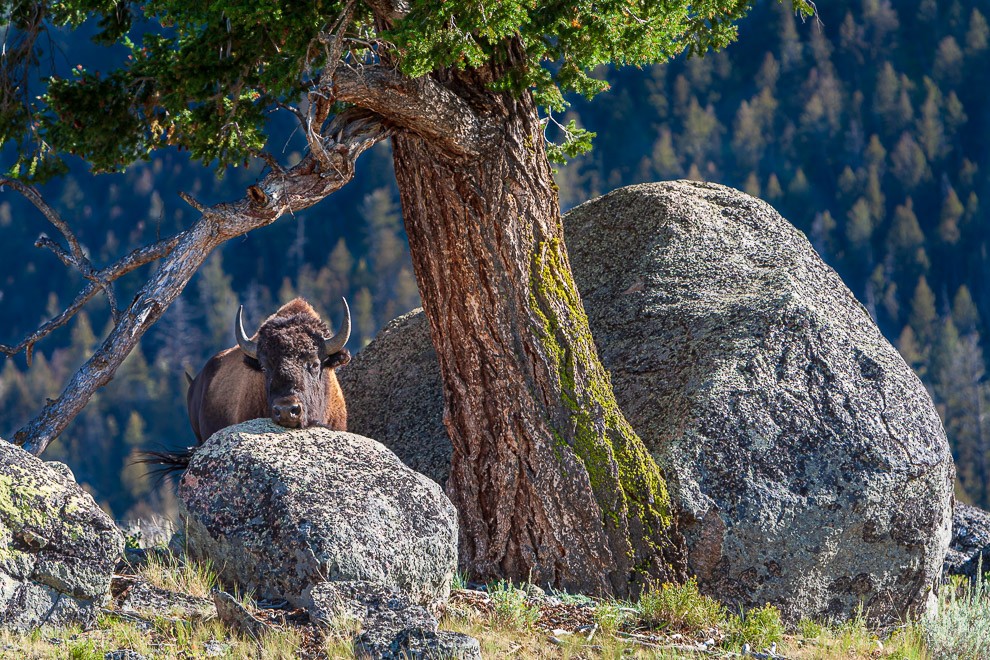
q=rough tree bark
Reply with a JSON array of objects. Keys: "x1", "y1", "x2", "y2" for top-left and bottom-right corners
[{"x1": 383, "y1": 66, "x2": 686, "y2": 597}]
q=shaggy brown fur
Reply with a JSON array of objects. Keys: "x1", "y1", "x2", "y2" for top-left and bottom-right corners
[{"x1": 186, "y1": 298, "x2": 349, "y2": 444}]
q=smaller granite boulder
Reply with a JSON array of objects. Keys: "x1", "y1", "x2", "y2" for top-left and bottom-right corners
[
  {"x1": 0, "y1": 440, "x2": 124, "y2": 630},
  {"x1": 944, "y1": 503, "x2": 990, "y2": 579},
  {"x1": 178, "y1": 420, "x2": 458, "y2": 611},
  {"x1": 310, "y1": 580, "x2": 481, "y2": 660}
]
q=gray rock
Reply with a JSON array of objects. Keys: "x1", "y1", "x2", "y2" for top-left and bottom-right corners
[
  {"x1": 944, "y1": 503, "x2": 990, "y2": 579},
  {"x1": 212, "y1": 588, "x2": 272, "y2": 639},
  {"x1": 44, "y1": 461, "x2": 75, "y2": 482},
  {"x1": 178, "y1": 420, "x2": 458, "y2": 611},
  {"x1": 398, "y1": 630, "x2": 482, "y2": 660},
  {"x1": 310, "y1": 581, "x2": 480, "y2": 660},
  {"x1": 310, "y1": 580, "x2": 438, "y2": 633},
  {"x1": 119, "y1": 579, "x2": 213, "y2": 621},
  {"x1": 339, "y1": 309, "x2": 450, "y2": 488},
  {"x1": 0, "y1": 440, "x2": 124, "y2": 630},
  {"x1": 567, "y1": 182, "x2": 953, "y2": 623},
  {"x1": 104, "y1": 651, "x2": 147, "y2": 660},
  {"x1": 339, "y1": 181, "x2": 955, "y2": 623}
]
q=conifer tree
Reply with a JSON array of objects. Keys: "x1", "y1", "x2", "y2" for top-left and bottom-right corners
[
  {"x1": 837, "y1": 166, "x2": 860, "y2": 203},
  {"x1": 678, "y1": 98, "x2": 723, "y2": 168},
  {"x1": 897, "y1": 325, "x2": 925, "y2": 371},
  {"x1": 934, "y1": 37, "x2": 964, "y2": 87},
  {"x1": 864, "y1": 135, "x2": 887, "y2": 171},
  {"x1": 353, "y1": 286, "x2": 375, "y2": 348},
  {"x1": 885, "y1": 198, "x2": 929, "y2": 289},
  {"x1": 939, "y1": 186, "x2": 965, "y2": 245},
  {"x1": 756, "y1": 53, "x2": 780, "y2": 92},
  {"x1": 328, "y1": 238, "x2": 355, "y2": 301},
  {"x1": 650, "y1": 127, "x2": 683, "y2": 180},
  {"x1": 952, "y1": 285, "x2": 981, "y2": 335},
  {"x1": 196, "y1": 253, "x2": 237, "y2": 350},
  {"x1": 765, "y1": 174, "x2": 783, "y2": 201},
  {"x1": 743, "y1": 172, "x2": 761, "y2": 198},
  {"x1": 966, "y1": 9, "x2": 990, "y2": 55},
  {"x1": 845, "y1": 198, "x2": 874, "y2": 249},
  {"x1": 732, "y1": 101, "x2": 765, "y2": 170},
  {"x1": 930, "y1": 317, "x2": 962, "y2": 382},
  {"x1": 810, "y1": 210, "x2": 838, "y2": 258},
  {"x1": 890, "y1": 133, "x2": 929, "y2": 190},
  {"x1": 909, "y1": 276, "x2": 938, "y2": 345}
]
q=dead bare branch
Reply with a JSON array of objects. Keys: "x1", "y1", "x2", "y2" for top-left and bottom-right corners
[
  {"x1": 302, "y1": 0, "x2": 357, "y2": 170},
  {"x1": 11, "y1": 108, "x2": 391, "y2": 456},
  {"x1": 1, "y1": 178, "x2": 122, "y2": 324},
  {"x1": 178, "y1": 191, "x2": 209, "y2": 214},
  {"x1": 0, "y1": 234, "x2": 182, "y2": 364}
]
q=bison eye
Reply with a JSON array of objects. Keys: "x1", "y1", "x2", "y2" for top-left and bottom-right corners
[{"x1": 307, "y1": 361, "x2": 320, "y2": 374}]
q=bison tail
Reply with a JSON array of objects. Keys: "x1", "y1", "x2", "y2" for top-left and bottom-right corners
[{"x1": 134, "y1": 446, "x2": 196, "y2": 480}]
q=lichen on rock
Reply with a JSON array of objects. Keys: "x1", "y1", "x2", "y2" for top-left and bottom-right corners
[{"x1": 0, "y1": 440, "x2": 124, "y2": 630}]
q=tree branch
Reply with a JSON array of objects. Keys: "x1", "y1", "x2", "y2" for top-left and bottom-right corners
[
  {"x1": 11, "y1": 109, "x2": 391, "y2": 456},
  {"x1": 1, "y1": 178, "x2": 122, "y2": 323},
  {"x1": 333, "y1": 64, "x2": 483, "y2": 157},
  {"x1": 0, "y1": 235, "x2": 181, "y2": 364}
]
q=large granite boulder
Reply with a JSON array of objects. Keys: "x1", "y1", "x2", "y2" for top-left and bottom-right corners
[
  {"x1": 177, "y1": 419, "x2": 458, "y2": 611},
  {"x1": 340, "y1": 310, "x2": 449, "y2": 488},
  {"x1": 0, "y1": 440, "x2": 124, "y2": 630},
  {"x1": 340, "y1": 181, "x2": 955, "y2": 623}
]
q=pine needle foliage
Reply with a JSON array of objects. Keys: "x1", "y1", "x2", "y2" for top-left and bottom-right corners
[{"x1": 2, "y1": 0, "x2": 814, "y2": 180}]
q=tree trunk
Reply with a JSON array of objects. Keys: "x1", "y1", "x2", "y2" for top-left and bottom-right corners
[{"x1": 391, "y1": 81, "x2": 686, "y2": 597}]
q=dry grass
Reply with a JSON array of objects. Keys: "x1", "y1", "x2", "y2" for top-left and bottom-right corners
[{"x1": 3, "y1": 553, "x2": 988, "y2": 659}]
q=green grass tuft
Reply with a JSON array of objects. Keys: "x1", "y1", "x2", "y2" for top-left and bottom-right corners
[
  {"x1": 488, "y1": 580, "x2": 541, "y2": 630},
  {"x1": 636, "y1": 577, "x2": 727, "y2": 630},
  {"x1": 725, "y1": 603, "x2": 785, "y2": 651},
  {"x1": 593, "y1": 600, "x2": 625, "y2": 635}
]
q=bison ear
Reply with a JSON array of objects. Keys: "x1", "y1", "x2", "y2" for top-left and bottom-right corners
[{"x1": 323, "y1": 349, "x2": 351, "y2": 370}]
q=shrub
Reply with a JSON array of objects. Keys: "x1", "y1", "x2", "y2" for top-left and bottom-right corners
[
  {"x1": 725, "y1": 603, "x2": 785, "y2": 651},
  {"x1": 488, "y1": 580, "x2": 541, "y2": 630},
  {"x1": 637, "y1": 577, "x2": 727, "y2": 630},
  {"x1": 922, "y1": 572, "x2": 990, "y2": 659}
]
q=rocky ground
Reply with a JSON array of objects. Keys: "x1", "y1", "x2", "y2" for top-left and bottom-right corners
[{"x1": 2, "y1": 541, "x2": 984, "y2": 659}]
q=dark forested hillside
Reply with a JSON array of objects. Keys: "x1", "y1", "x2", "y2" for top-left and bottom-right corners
[{"x1": 2, "y1": 0, "x2": 989, "y2": 517}]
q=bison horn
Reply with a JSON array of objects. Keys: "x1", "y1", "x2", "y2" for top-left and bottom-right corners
[
  {"x1": 322, "y1": 297, "x2": 351, "y2": 357},
  {"x1": 235, "y1": 305, "x2": 258, "y2": 360}
]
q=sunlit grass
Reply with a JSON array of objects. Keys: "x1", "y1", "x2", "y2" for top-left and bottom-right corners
[
  {"x1": 2, "y1": 552, "x2": 988, "y2": 659},
  {"x1": 636, "y1": 577, "x2": 726, "y2": 631},
  {"x1": 139, "y1": 550, "x2": 219, "y2": 599}
]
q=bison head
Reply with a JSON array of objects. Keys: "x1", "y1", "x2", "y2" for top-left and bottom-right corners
[{"x1": 234, "y1": 299, "x2": 350, "y2": 429}]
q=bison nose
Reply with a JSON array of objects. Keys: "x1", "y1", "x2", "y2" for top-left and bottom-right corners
[{"x1": 272, "y1": 399, "x2": 303, "y2": 427}]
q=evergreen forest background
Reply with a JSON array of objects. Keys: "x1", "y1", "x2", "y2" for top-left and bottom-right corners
[{"x1": 2, "y1": 0, "x2": 989, "y2": 521}]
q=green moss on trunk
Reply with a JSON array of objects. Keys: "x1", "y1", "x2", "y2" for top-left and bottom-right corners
[{"x1": 529, "y1": 238, "x2": 679, "y2": 589}]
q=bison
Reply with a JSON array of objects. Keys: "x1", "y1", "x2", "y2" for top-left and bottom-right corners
[{"x1": 186, "y1": 297, "x2": 351, "y2": 443}]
